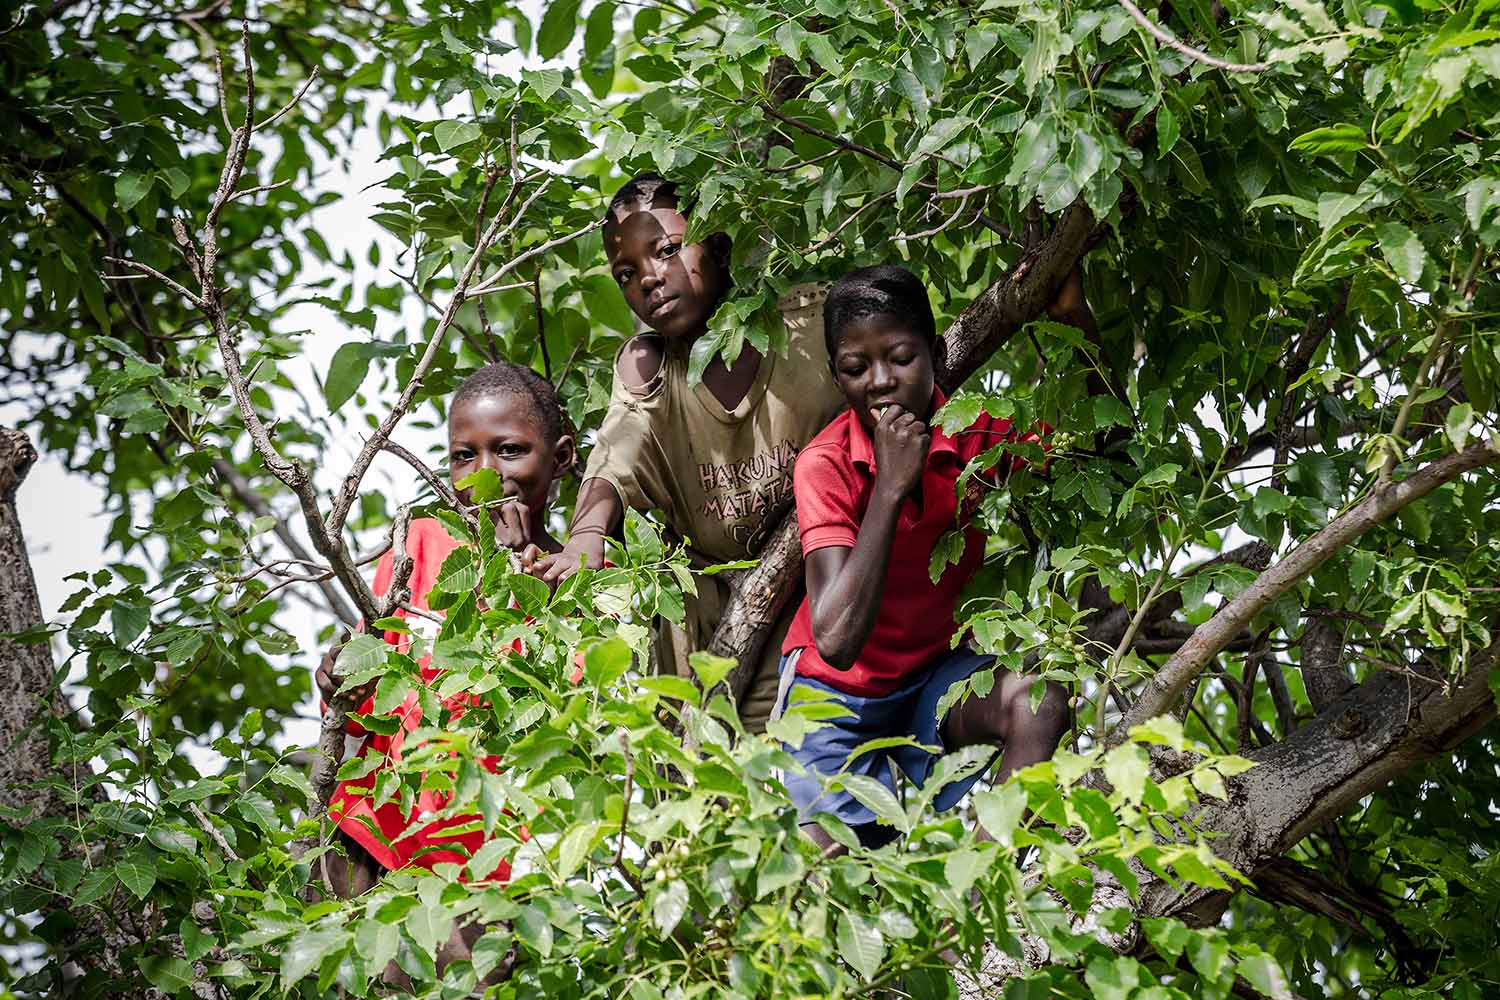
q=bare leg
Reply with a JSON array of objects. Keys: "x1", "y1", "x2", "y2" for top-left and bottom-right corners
[{"x1": 942, "y1": 669, "x2": 1070, "y2": 779}]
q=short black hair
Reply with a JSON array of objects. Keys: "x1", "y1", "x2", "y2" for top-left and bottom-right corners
[
  {"x1": 451, "y1": 361, "x2": 564, "y2": 443},
  {"x1": 604, "y1": 172, "x2": 683, "y2": 226},
  {"x1": 823, "y1": 265, "x2": 937, "y2": 359}
]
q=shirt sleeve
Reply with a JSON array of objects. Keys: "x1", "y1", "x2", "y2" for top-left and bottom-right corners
[
  {"x1": 793, "y1": 446, "x2": 861, "y2": 554},
  {"x1": 580, "y1": 396, "x2": 674, "y2": 517}
]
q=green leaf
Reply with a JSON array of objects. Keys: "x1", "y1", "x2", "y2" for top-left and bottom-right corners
[
  {"x1": 280, "y1": 927, "x2": 348, "y2": 988},
  {"x1": 1288, "y1": 123, "x2": 1367, "y2": 155},
  {"x1": 928, "y1": 529, "x2": 967, "y2": 584},
  {"x1": 435, "y1": 546, "x2": 479, "y2": 594},
  {"x1": 516, "y1": 903, "x2": 554, "y2": 957},
  {"x1": 111, "y1": 601, "x2": 150, "y2": 647},
  {"x1": 406, "y1": 902, "x2": 454, "y2": 956},
  {"x1": 689, "y1": 651, "x2": 734, "y2": 691},
  {"x1": 116, "y1": 861, "x2": 155, "y2": 900},
  {"x1": 335, "y1": 633, "x2": 391, "y2": 686},
  {"x1": 1374, "y1": 221, "x2": 1429, "y2": 284},
  {"x1": 324, "y1": 342, "x2": 372, "y2": 412},
  {"x1": 836, "y1": 911, "x2": 885, "y2": 980},
  {"x1": 653, "y1": 878, "x2": 689, "y2": 937},
  {"x1": 1445, "y1": 402, "x2": 1474, "y2": 450},
  {"x1": 434, "y1": 120, "x2": 482, "y2": 153},
  {"x1": 973, "y1": 782, "x2": 1027, "y2": 845},
  {"x1": 537, "y1": 0, "x2": 583, "y2": 59},
  {"x1": 139, "y1": 956, "x2": 196, "y2": 993},
  {"x1": 116, "y1": 170, "x2": 154, "y2": 211},
  {"x1": 839, "y1": 774, "x2": 909, "y2": 832},
  {"x1": 455, "y1": 467, "x2": 504, "y2": 503},
  {"x1": 1156, "y1": 105, "x2": 1180, "y2": 157},
  {"x1": 583, "y1": 637, "x2": 632, "y2": 685},
  {"x1": 556, "y1": 821, "x2": 599, "y2": 879},
  {"x1": 1102, "y1": 743, "x2": 1149, "y2": 804}
]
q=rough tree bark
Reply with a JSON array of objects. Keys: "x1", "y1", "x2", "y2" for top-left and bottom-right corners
[
  {"x1": 0, "y1": 428, "x2": 60, "y2": 823},
  {"x1": 0, "y1": 427, "x2": 142, "y2": 985}
]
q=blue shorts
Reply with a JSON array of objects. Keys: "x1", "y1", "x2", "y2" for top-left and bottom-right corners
[{"x1": 776, "y1": 646, "x2": 999, "y2": 847}]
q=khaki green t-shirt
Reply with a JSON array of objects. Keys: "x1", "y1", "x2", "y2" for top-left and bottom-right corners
[
  {"x1": 583, "y1": 282, "x2": 844, "y2": 564},
  {"x1": 581, "y1": 282, "x2": 845, "y2": 732}
]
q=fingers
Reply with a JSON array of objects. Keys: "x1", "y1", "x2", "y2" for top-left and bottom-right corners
[
  {"x1": 493, "y1": 499, "x2": 531, "y2": 552},
  {"x1": 517, "y1": 543, "x2": 545, "y2": 573}
]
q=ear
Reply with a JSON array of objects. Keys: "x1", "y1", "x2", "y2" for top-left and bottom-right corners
[
  {"x1": 551, "y1": 435, "x2": 577, "y2": 483},
  {"x1": 931, "y1": 336, "x2": 947, "y2": 375}
]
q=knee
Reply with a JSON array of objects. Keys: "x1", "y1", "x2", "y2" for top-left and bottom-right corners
[{"x1": 1009, "y1": 680, "x2": 1071, "y2": 743}]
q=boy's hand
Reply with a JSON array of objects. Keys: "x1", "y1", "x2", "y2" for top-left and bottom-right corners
[
  {"x1": 872, "y1": 405, "x2": 930, "y2": 501},
  {"x1": 314, "y1": 632, "x2": 375, "y2": 710},
  {"x1": 525, "y1": 531, "x2": 606, "y2": 590},
  {"x1": 493, "y1": 497, "x2": 533, "y2": 553}
]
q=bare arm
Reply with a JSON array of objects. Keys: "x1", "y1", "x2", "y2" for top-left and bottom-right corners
[
  {"x1": 524, "y1": 477, "x2": 623, "y2": 585},
  {"x1": 806, "y1": 408, "x2": 929, "y2": 668},
  {"x1": 1045, "y1": 267, "x2": 1113, "y2": 399}
]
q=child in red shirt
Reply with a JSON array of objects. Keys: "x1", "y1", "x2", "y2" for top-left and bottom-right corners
[
  {"x1": 779, "y1": 265, "x2": 1073, "y2": 850},
  {"x1": 314, "y1": 361, "x2": 576, "y2": 895}
]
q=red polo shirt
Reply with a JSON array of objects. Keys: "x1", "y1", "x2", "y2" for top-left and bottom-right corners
[{"x1": 781, "y1": 389, "x2": 1024, "y2": 697}]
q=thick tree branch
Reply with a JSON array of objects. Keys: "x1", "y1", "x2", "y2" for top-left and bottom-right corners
[{"x1": 1115, "y1": 440, "x2": 1500, "y2": 736}]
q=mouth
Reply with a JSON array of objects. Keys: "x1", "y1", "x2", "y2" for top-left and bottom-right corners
[{"x1": 648, "y1": 296, "x2": 678, "y2": 320}]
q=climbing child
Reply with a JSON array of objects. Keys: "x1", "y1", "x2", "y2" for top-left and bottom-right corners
[
  {"x1": 525, "y1": 173, "x2": 846, "y2": 732},
  {"x1": 778, "y1": 265, "x2": 1077, "y2": 850},
  {"x1": 312, "y1": 361, "x2": 575, "y2": 963}
]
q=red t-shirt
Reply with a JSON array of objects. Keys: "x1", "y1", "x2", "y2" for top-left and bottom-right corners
[
  {"x1": 328, "y1": 520, "x2": 595, "y2": 881},
  {"x1": 781, "y1": 389, "x2": 1025, "y2": 697}
]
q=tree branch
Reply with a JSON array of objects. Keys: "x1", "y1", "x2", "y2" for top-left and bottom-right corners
[
  {"x1": 1113, "y1": 0, "x2": 1270, "y2": 73},
  {"x1": 1114, "y1": 440, "x2": 1500, "y2": 736}
]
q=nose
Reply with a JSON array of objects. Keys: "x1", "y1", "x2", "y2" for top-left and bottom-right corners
[
  {"x1": 640, "y1": 259, "x2": 663, "y2": 292},
  {"x1": 870, "y1": 361, "x2": 897, "y2": 393}
]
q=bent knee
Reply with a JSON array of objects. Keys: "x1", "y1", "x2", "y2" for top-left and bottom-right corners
[{"x1": 1007, "y1": 680, "x2": 1071, "y2": 738}]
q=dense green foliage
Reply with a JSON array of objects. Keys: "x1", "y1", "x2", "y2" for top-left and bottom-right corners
[{"x1": 2, "y1": 0, "x2": 1499, "y2": 996}]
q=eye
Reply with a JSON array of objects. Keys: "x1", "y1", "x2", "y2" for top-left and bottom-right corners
[
  {"x1": 451, "y1": 449, "x2": 474, "y2": 463},
  {"x1": 614, "y1": 268, "x2": 634, "y2": 287},
  {"x1": 499, "y1": 444, "x2": 527, "y2": 458},
  {"x1": 838, "y1": 364, "x2": 866, "y2": 379},
  {"x1": 892, "y1": 352, "x2": 915, "y2": 366},
  {"x1": 659, "y1": 242, "x2": 680, "y2": 259}
]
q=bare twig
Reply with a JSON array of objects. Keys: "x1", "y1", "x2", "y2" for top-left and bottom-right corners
[
  {"x1": 255, "y1": 67, "x2": 319, "y2": 131},
  {"x1": 380, "y1": 438, "x2": 480, "y2": 533},
  {"x1": 227, "y1": 178, "x2": 293, "y2": 204},
  {"x1": 1115, "y1": 439, "x2": 1500, "y2": 738},
  {"x1": 325, "y1": 188, "x2": 592, "y2": 539},
  {"x1": 1380, "y1": 248, "x2": 1484, "y2": 482},
  {"x1": 189, "y1": 803, "x2": 240, "y2": 863},
  {"x1": 1114, "y1": 0, "x2": 1270, "y2": 73},
  {"x1": 809, "y1": 190, "x2": 896, "y2": 252},
  {"x1": 104, "y1": 257, "x2": 206, "y2": 309}
]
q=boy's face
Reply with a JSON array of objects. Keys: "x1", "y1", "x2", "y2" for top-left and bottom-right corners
[
  {"x1": 606, "y1": 205, "x2": 728, "y2": 339},
  {"x1": 830, "y1": 312, "x2": 938, "y2": 435},
  {"x1": 448, "y1": 393, "x2": 572, "y2": 519}
]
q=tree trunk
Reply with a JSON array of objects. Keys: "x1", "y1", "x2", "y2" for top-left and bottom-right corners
[
  {"x1": 0, "y1": 427, "x2": 142, "y2": 984},
  {"x1": 0, "y1": 427, "x2": 63, "y2": 822}
]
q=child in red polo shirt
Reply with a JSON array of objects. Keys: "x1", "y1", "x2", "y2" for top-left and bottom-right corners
[{"x1": 778, "y1": 265, "x2": 1075, "y2": 850}]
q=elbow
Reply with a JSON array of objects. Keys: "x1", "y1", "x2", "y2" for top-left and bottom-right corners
[
  {"x1": 810, "y1": 614, "x2": 857, "y2": 671},
  {"x1": 814, "y1": 637, "x2": 856, "y2": 671}
]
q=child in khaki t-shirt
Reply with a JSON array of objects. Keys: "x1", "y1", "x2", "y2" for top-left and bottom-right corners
[{"x1": 527, "y1": 173, "x2": 845, "y2": 732}]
